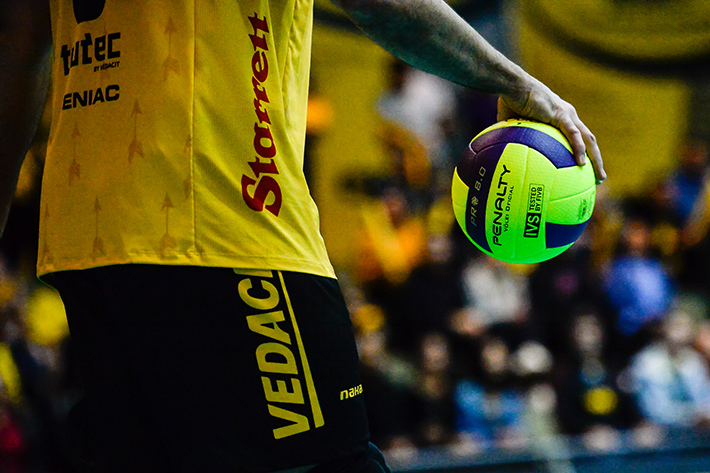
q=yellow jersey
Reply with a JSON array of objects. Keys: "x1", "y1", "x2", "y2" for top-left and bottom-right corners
[{"x1": 39, "y1": 0, "x2": 335, "y2": 278}]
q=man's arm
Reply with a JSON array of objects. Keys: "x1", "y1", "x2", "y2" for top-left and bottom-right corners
[
  {"x1": 0, "y1": 1, "x2": 52, "y2": 239},
  {"x1": 332, "y1": 0, "x2": 606, "y2": 182}
]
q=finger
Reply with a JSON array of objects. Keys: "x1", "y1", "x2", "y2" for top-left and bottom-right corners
[
  {"x1": 496, "y1": 96, "x2": 515, "y2": 122},
  {"x1": 557, "y1": 115, "x2": 587, "y2": 166},
  {"x1": 577, "y1": 119, "x2": 607, "y2": 183}
]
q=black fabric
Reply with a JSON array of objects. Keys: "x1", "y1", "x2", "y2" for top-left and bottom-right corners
[
  {"x1": 52, "y1": 265, "x2": 371, "y2": 473},
  {"x1": 72, "y1": 0, "x2": 106, "y2": 23},
  {"x1": 308, "y1": 443, "x2": 392, "y2": 473}
]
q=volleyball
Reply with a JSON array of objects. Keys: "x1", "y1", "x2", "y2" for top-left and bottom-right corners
[{"x1": 451, "y1": 119, "x2": 596, "y2": 264}]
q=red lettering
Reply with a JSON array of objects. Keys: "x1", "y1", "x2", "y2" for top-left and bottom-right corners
[
  {"x1": 252, "y1": 78, "x2": 271, "y2": 123},
  {"x1": 248, "y1": 156, "x2": 279, "y2": 178},
  {"x1": 252, "y1": 78, "x2": 270, "y2": 103},
  {"x1": 248, "y1": 13, "x2": 269, "y2": 51},
  {"x1": 254, "y1": 99, "x2": 271, "y2": 124},
  {"x1": 252, "y1": 51, "x2": 268, "y2": 83},
  {"x1": 242, "y1": 175, "x2": 282, "y2": 216},
  {"x1": 243, "y1": 13, "x2": 281, "y2": 217},
  {"x1": 254, "y1": 123, "x2": 276, "y2": 158}
]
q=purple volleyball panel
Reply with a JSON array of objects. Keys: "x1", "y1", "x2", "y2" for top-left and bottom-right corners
[
  {"x1": 470, "y1": 126, "x2": 576, "y2": 169},
  {"x1": 461, "y1": 143, "x2": 507, "y2": 253},
  {"x1": 545, "y1": 221, "x2": 590, "y2": 248}
]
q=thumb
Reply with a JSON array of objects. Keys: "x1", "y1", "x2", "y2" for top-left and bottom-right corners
[{"x1": 496, "y1": 96, "x2": 517, "y2": 122}]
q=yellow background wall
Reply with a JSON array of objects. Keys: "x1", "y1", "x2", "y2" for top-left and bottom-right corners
[
  {"x1": 310, "y1": 25, "x2": 391, "y2": 270},
  {"x1": 516, "y1": 0, "x2": 702, "y2": 198}
]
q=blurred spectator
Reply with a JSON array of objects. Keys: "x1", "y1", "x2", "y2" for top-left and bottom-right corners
[
  {"x1": 411, "y1": 332, "x2": 456, "y2": 448},
  {"x1": 625, "y1": 179, "x2": 684, "y2": 270},
  {"x1": 552, "y1": 309, "x2": 640, "y2": 450},
  {"x1": 350, "y1": 296, "x2": 419, "y2": 454},
  {"x1": 603, "y1": 217, "x2": 674, "y2": 361},
  {"x1": 584, "y1": 185, "x2": 625, "y2": 272},
  {"x1": 15, "y1": 286, "x2": 73, "y2": 473},
  {"x1": 377, "y1": 120, "x2": 432, "y2": 203},
  {"x1": 457, "y1": 255, "x2": 531, "y2": 331},
  {"x1": 622, "y1": 140, "x2": 710, "y2": 276},
  {"x1": 355, "y1": 186, "x2": 428, "y2": 304},
  {"x1": 387, "y1": 233, "x2": 465, "y2": 357},
  {"x1": 665, "y1": 139, "x2": 710, "y2": 225},
  {"x1": 0, "y1": 388, "x2": 27, "y2": 473},
  {"x1": 528, "y1": 239, "x2": 610, "y2": 358},
  {"x1": 678, "y1": 143, "x2": 710, "y2": 299},
  {"x1": 0, "y1": 255, "x2": 74, "y2": 472},
  {"x1": 377, "y1": 59, "x2": 458, "y2": 170},
  {"x1": 628, "y1": 307, "x2": 710, "y2": 428},
  {"x1": 452, "y1": 335, "x2": 528, "y2": 452}
]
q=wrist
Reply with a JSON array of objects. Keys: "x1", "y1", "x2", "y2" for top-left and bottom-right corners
[{"x1": 499, "y1": 66, "x2": 532, "y2": 109}]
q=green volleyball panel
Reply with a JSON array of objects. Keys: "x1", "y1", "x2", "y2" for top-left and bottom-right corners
[
  {"x1": 547, "y1": 161, "x2": 596, "y2": 200},
  {"x1": 546, "y1": 186, "x2": 597, "y2": 225},
  {"x1": 451, "y1": 169, "x2": 469, "y2": 232},
  {"x1": 510, "y1": 245, "x2": 571, "y2": 265},
  {"x1": 512, "y1": 147, "x2": 555, "y2": 258},
  {"x1": 483, "y1": 143, "x2": 529, "y2": 260}
]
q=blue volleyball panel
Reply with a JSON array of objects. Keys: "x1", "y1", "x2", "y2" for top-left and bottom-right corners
[
  {"x1": 545, "y1": 221, "x2": 589, "y2": 248},
  {"x1": 471, "y1": 126, "x2": 576, "y2": 169},
  {"x1": 463, "y1": 143, "x2": 507, "y2": 253}
]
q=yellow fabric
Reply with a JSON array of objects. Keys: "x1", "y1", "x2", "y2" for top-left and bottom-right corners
[{"x1": 40, "y1": 0, "x2": 334, "y2": 278}]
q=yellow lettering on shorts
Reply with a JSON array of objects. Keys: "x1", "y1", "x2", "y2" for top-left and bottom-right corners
[
  {"x1": 238, "y1": 278, "x2": 279, "y2": 310},
  {"x1": 340, "y1": 384, "x2": 363, "y2": 401},
  {"x1": 262, "y1": 376, "x2": 304, "y2": 404},
  {"x1": 239, "y1": 271, "x2": 324, "y2": 439},
  {"x1": 256, "y1": 342, "x2": 298, "y2": 374},
  {"x1": 277, "y1": 271, "x2": 324, "y2": 429},
  {"x1": 268, "y1": 405, "x2": 310, "y2": 439},
  {"x1": 246, "y1": 311, "x2": 291, "y2": 345}
]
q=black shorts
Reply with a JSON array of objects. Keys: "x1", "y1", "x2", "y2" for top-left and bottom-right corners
[{"x1": 51, "y1": 265, "x2": 370, "y2": 473}]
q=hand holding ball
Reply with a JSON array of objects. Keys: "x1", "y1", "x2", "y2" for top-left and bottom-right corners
[{"x1": 452, "y1": 119, "x2": 596, "y2": 264}]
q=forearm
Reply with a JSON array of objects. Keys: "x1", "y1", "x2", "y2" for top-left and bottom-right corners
[
  {"x1": 334, "y1": 0, "x2": 607, "y2": 181},
  {"x1": 0, "y1": 1, "x2": 52, "y2": 238},
  {"x1": 333, "y1": 0, "x2": 530, "y2": 101}
]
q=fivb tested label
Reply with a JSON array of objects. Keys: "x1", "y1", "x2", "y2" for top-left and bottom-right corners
[{"x1": 524, "y1": 184, "x2": 544, "y2": 238}]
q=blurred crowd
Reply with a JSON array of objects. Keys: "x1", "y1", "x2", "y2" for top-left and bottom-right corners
[
  {"x1": 340, "y1": 59, "x2": 710, "y2": 466},
  {"x1": 3, "y1": 30, "x2": 710, "y2": 473}
]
